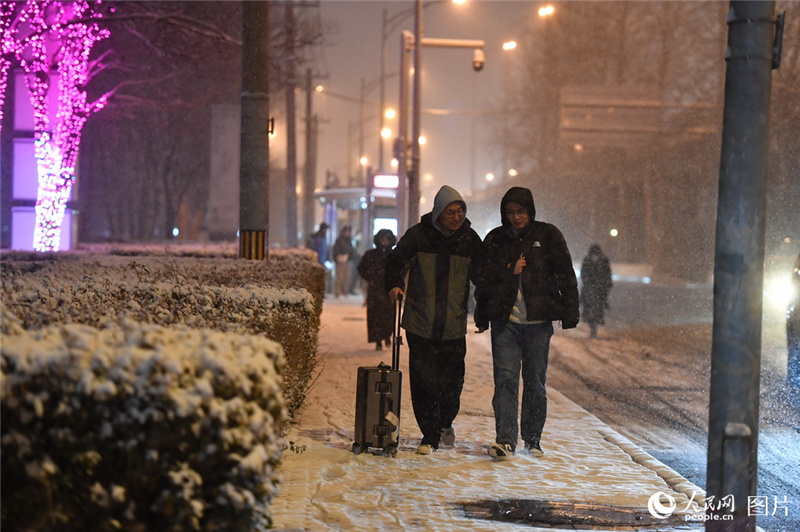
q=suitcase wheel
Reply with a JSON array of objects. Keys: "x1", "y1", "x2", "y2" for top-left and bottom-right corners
[{"x1": 352, "y1": 443, "x2": 363, "y2": 455}]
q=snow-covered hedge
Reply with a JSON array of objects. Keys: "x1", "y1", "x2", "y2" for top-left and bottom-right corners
[
  {"x1": 1, "y1": 308, "x2": 288, "y2": 531},
  {"x1": 0, "y1": 250, "x2": 325, "y2": 416}
]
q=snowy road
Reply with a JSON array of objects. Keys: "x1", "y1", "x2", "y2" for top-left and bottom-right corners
[{"x1": 549, "y1": 280, "x2": 800, "y2": 532}]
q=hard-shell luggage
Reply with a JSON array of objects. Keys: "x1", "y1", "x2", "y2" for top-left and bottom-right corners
[{"x1": 352, "y1": 295, "x2": 403, "y2": 457}]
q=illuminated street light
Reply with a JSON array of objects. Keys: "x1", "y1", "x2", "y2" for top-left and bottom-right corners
[
  {"x1": 381, "y1": 127, "x2": 393, "y2": 139},
  {"x1": 486, "y1": 172, "x2": 495, "y2": 183},
  {"x1": 539, "y1": 5, "x2": 555, "y2": 17},
  {"x1": 419, "y1": 135, "x2": 427, "y2": 145},
  {"x1": 360, "y1": 156, "x2": 368, "y2": 166},
  {"x1": 610, "y1": 228, "x2": 619, "y2": 237},
  {"x1": 502, "y1": 40, "x2": 517, "y2": 51},
  {"x1": 385, "y1": 108, "x2": 397, "y2": 119}
]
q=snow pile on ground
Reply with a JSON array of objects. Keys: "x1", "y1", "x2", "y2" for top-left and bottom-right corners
[{"x1": 1, "y1": 306, "x2": 287, "y2": 530}]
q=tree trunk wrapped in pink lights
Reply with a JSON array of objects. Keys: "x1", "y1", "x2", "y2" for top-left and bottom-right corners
[{"x1": 0, "y1": 0, "x2": 108, "y2": 251}]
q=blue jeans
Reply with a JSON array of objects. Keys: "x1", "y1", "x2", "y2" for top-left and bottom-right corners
[{"x1": 490, "y1": 320, "x2": 553, "y2": 447}]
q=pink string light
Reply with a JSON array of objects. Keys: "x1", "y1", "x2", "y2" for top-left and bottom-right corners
[{"x1": 1, "y1": 0, "x2": 108, "y2": 251}]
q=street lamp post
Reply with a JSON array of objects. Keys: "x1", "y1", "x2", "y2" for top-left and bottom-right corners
[{"x1": 405, "y1": 0, "x2": 485, "y2": 226}]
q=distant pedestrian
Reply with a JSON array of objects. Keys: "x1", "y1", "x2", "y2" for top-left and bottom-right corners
[
  {"x1": 333, "y1": 225, "x2": 356, "y2": 298},
  {"x1": 580, "y1": 244, "x2": 613, "y2": 339},
  {"x1": 308, "y1": 222, "x2": 329, "y2": 265},
  {"x1": 357, "y1": 229, "x2": 397, "y2": 351},
  {"x1": 475, "y1": 186, "x2": 579, "y2": 460},
  {"x1": 385, "y1": 185, "x2": 486, "y2": 455}
]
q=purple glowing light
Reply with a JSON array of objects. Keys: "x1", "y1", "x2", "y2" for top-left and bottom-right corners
[{"x1": 1, "y1": 0, "x2": 108, "y2": 251}]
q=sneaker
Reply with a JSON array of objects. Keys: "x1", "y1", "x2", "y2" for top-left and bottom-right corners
[
  {"x1": 440, "y1": 427, "x2": 456, "y2": 447},
  {"x1": 487, "y1": 442, "x2": 515, "y2": 459},
  {"x1": 525, "y1": 440, "x2": 544, "y2": 457},
  {"x1": 416, "y1": 443, "x2": 434, "y2": 455}
]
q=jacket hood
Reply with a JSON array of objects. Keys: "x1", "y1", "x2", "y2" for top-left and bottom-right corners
[
  {"x1": 431, "y1": 185, "x2": 467, "y2": 222},
  {"x1": 500, "y1": 186, "x2": 536, "y2": 226}
]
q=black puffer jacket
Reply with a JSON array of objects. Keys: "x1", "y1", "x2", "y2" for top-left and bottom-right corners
[{"x1": 474, "y1": 187, "x2": 579, "y2": 329}]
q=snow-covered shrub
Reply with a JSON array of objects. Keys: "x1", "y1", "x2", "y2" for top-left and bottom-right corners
[
  {"x1": 0, "y1": 251, "x2": 325, "y2": 416},
  {"x1": 1, "y1": 311, "x2": 288, "y2": 531}
]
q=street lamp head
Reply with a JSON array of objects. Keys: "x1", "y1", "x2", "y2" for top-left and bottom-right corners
[{"x1": 472, "y1": 48, "x2": 485, "y2": 72}]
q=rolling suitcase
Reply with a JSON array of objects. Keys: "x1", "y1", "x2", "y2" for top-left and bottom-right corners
[{"x1": 352, "y1": 295, "x2": 403, "y2": 457}]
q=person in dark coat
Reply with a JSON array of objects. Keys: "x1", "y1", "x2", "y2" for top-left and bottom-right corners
[
  {"x1": 580, "y1": 244, "x2": 613, "y2": 339},
  {"x1": 357, "y1": 229, "x2": 397, "y2": 351},
  {"x1": 332, "y1": 225, "x2": 356, "y2": 298},
  {"x1": 475, "y1": 186, "x2": 579, "y2": 460},
  {"x1": 308, "y1": 222, "x2": 329, "y2": 264},
  {"x1": 385, "y1": 185, "x2": 486, "y2": 455}
]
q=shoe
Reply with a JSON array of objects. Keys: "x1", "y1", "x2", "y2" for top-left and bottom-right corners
[
  {"x1": 416, "y1": 443, "x2": 434, "y2": 455},
  {"x1": 487, "y1": 442, "x2": 515, "y2": 459},
  {"x1": 525, "y1": 439, "x2": 544, "y2": 457},
  {"x1": 440, "y1": 427, "x2": 456, "y2": 447}
]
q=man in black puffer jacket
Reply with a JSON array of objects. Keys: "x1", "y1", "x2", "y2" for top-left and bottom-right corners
[
  {"x1": 385, "y1": 185, "x2": 485, "y2": 455},
  {"x1": 475, "y1": 186, "x2": 579, "y2": 460}
]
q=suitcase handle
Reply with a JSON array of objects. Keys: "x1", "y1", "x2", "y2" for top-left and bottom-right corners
[{"x1": 392, "y1": 294, "x2": 403, "y2": 371}]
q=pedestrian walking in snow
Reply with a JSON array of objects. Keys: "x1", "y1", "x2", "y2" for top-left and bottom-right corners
[
  {"x1": 357, "y1": 229, "x2": 397, "y2": 351},
  {"x1": 475, "y1": 186, "x2": 579, "y2": 460},
  {"x1": 308, "y1": 222, "x2": 329, "y2": 265},
  {"x1": 333, "y1": 225, "x2": 356, "y2": 298},
  {"x1": 385, "y1": 185, "x2": 486, "y2": 455},
  {"x1": 580, "y1": 244, "x2": 613, "y2": 339}
]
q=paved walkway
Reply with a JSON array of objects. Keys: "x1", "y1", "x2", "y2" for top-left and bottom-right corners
[{"x1": 269, "y1": 296, "x2": 707, "y2": 531}]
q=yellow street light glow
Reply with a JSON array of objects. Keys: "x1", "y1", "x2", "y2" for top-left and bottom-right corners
[
  {"x1": 419, "y1": 136, "x2": 427, "y2": 145},
  {"x1": 486, "y1": 172, "x2": 495, "y2": 182},
  {"x1": 315, "y1": 85, "x2": 324, "y2": 93},
  {"x1": 508, "y1": 168, "x2": 518, "y2": 177},
  {"x1": 423, "y1": 173, "x2": 434, "y2": 182},
  {"x1": 452, "y1": 0, "x2": 466, "y2": 4},
  {"x1": 385, "y1": 108, "x2": 396, "y2": 119},
  {"x1": 610, "y1": 228, "x2": 619, "y2": 237},
  {"x1": 539, "y1": 5, "x2": 555, "y2": 17},
  {"x1": 359, "y1": 156, "x2": 368, "y2": 166},
  {"x1": 381, "y1": 127, "x2": 392, "y2": 139},
  {"x1": 391, "y1": 158, "x2": 399, "y2": 168},
  {"x1": 502, "y1": 41, "x2": 517, "y2": 51}
]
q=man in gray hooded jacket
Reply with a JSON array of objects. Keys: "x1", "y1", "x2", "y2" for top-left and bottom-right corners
[
  {"x1": 475, "y1": 186, "x2": 579, "y2": 459},
  {"x1": 385, "y1": 185, "x2": 485, "y2": 455}
]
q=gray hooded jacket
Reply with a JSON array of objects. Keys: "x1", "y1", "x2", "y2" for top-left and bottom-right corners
[{"x1": 385, "y1": 186, "x2": 485, "y2": 341}]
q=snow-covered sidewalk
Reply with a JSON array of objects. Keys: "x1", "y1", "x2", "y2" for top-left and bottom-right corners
[{"x1": 270, "y1": 296, "x2": 705, "y2": 531}]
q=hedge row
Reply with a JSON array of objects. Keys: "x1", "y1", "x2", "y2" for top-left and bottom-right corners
[
  {"x1": 0, "y1": 250, "x2": 325, "y2": 415},
  {"x1": 1, "y1": 308, "x2": 287, "y2": 531},
  {"x1": 0, "y1": 248, "x2": 326, "y2": 531}
]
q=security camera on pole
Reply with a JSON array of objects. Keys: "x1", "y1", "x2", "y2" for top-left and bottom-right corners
[{"x1": 403, "y1": 0, "x2": 485, "y2": 228}]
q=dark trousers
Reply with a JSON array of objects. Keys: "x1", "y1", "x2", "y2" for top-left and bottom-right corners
[{"x1": 406, "y1": 331, "x2": 467, "y2": 448}]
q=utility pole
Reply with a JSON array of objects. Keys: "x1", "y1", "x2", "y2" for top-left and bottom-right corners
[
  {"x1": 303, "y1": 68, "x2": 318, "y2": 242},
  {"x1": 284, "y1": 1, "x2": 298, "y2": 247},
  {"x1": 239, "y1": 1, "x2": 270, "y2": 260},
  {"x1": 706, "y1": 2, "x2": 778, "y2": 530}
]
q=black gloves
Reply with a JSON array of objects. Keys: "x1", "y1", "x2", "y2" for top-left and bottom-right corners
[{"x1": 561, "y1": 317, "x2": 579, "y2": 330}]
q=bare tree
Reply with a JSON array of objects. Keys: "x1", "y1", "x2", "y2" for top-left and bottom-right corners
[
  {"x1": 491, "y1": 1, "x2": 795, "y2": 281},
  {"x1": 78, "y1": 1, "x2": 327, "y2": 243}
]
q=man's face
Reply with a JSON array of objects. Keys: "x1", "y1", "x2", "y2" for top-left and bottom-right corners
[
  {"x1": 504, "y1": 202, "x2": 530, "y2": 230},
  {"x1": 437, "y1": 202, "x2": 466, "y2": 233}
]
